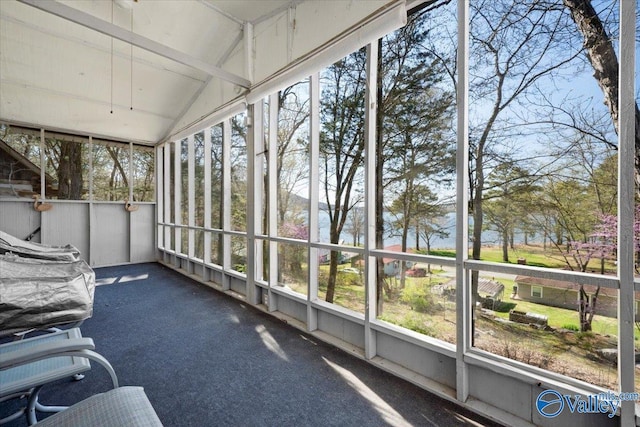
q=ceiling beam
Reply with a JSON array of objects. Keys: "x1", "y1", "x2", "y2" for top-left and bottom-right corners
[{"x1": 18, "y1": 0, "x2": 251, "y2": 89}]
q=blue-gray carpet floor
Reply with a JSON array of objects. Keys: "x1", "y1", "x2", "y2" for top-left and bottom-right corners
[{"x1": 2, "y1": 262, "x2": 503, "y2": 427}]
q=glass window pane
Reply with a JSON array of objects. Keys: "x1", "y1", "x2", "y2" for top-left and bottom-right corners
[
  {"x1": 0, "y1": 124, "x2": 41, "y2": 199},
  {"x1": 194, "y1": 229, "x2": 204, "y2": 261},
  {"x1": 178, "y1": 138, "x2": 188, "y2": 255},
  {"x1": 231, "y1": 114, "x2": 247, "y2": 232},
  {"x1": 92, "y1": 139, "x2": 129, "y2": 201},
  {"x1": 317, "y1": 249, "x2": 364, "y2": 313},
  {"x1": 44, "y1": 131, "x2": 89, "y2": 200},
  {"x1": 319, "y1": 51, "x2": 365, "y2": 247},
  {"x1": 210, "y1": 231, "x2": 223, "y2": 266},
  {"x1": 181, "y1": 227, "x2": 188, "y2": 255},
  {"x1": 132, "y1": 144, "x2": 154, "y2": 202},
  {"x1": 473, "y1": 270, "x2": 620, "y2": 389},
  {"x1": 231, "y1": 235, "x2": 246, "y2": 274},
  {"x1": 377, "y1": 256, "x2": 456, "y2": 343},
  {"x1": 194, "y1": 131, "x2": 205, "y2": 228},
  {"x1": 277, "y1": 242, "x2": 308, "y2": 296},
  {"x1": 277, "y1": 81, "x2": 310, "y2": 234},
  {"x1": 380, "y1": 11, "x2": 456, "y2": 255},
  {"x1": 210, "y1": 124, "x2": 223, "y2": 231},
  {"x1": 465, "y1": 1, "x2": 618, "y2": 274}
]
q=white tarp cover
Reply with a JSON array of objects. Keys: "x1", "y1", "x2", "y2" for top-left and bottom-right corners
[
  {"x1": 0, "y1": 255, "x2": 95, "y2": 335},
  {"x1": 0, "y1": 230, "x2": 80, "y2": 262}
]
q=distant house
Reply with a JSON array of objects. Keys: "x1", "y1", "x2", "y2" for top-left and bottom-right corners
[
  {"x1": 0, "y1": 139, "x2": 54, "y2": 198},
  {"x1": 514, "y1": 275, "x2": 640, "y2": 320},
  {"x1": 318, "y1": 244, "x2": 423, "y2": 277},
  {"x1": 381, "y1": 245, "x2": 415, "y2": 277},
  {"x1": 318, "y1": 250, "x2": 360, "y2": 265}
]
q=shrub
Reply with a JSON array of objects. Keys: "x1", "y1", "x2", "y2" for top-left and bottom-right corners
[
  {"x1": 401, "y1": 286, "x2": 436, "y2": 313},
  {"x1": 337, "y1": 271, "x2": 362, "y2": 287},
  {"x1": 400, "y1": 312, "x2": 435, "y2": 336},
  {"x1": 562, "y1": 324, "x2": 579, "y2": 331}
]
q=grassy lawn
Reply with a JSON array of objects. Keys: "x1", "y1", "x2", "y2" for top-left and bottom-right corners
[
  {"x1": 274, "y1": 244, "x2": 636, "y2": 390},
  {"x1": 428, "y1": 244, "x2": 617, "y2": 272},
  {"x1": 491, "y1": 293, "x2": 629, "y2": 338}
]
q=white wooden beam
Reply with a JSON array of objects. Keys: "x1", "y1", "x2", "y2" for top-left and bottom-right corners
[
  {"x1": 222, "y1": 119, "x2": 232, "y2": 290},
  {"x1": 187, "y1": 134, "x2": 195, "y2": 259},
  {"x1": 163, "y1": 144, "x2": 171, "y2": 252},
  {"x1": 268, "y1": 92, "x2": 279, "y2": 312},
  {"x1": 204, "y1": 128, "x2": 212, "y2": 268},
  {"x1": 617, "y1": 0, "x2": 636, "y2": 423},
  {"x1": 307, "y1": 73, "x2": 320, "y2": 332},
  {"x1": 455, "y1": 0, "x2": 470, "y2": 404},
  {"x1": 364, "y1": 42, "x2": 377, "y2": 360},
  {"x1": 18, "y1": 0, "x2": 251, "y2": 88},
  {"x1": 174, "y1": 140, "x2": 182, "y2": 257},
  {"x1": 156, "y1": 145, "x2": 164, "y2": 250}
]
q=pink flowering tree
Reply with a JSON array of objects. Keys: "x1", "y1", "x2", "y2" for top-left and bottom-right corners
[
  {"x1": 570, "y1": 214, "x2": 617, "y2": 274},
  {"x1": 569, "y1": 214, "x2": 613, "y2": 331},
  {"x1": 569, "y1": 207, "x2": 640, "y2": 331}
]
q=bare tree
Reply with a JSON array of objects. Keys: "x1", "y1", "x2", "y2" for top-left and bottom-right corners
[
  {"x1": 467, "y1": 0, "x2": 582, "y2": 297},
  {"x1": 276, "y1": 83, "x2": 310, "y2": 284},
  {"x1": 320, "y1": 49, "x2": 367, "y2": 303},
  {"x1": 276, "y1": 84, "x2": 310, "y2": 226},
  {"x1": 563, "y1": 0, "x2": 640, "y2": 193}
]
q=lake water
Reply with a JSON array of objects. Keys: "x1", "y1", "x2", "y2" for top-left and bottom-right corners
[{"x1": 316, "y1": 211, "x2": 541, "y2": 250}]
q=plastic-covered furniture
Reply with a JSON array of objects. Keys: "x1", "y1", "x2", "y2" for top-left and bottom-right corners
[
  {"x1": 0, "y1": 255, "x2": 95, "y2": 336},
  {"x1": 0, "y1": 231, "x2": 80, "y2": 262}
]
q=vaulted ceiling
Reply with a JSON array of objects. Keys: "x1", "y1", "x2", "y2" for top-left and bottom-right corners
[{"x1": 0, "y1": 0, "x2": 405, "y2": 145}]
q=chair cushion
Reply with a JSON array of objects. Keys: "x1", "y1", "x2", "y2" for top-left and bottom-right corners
[{"x1": 35, "y1": 387, "x2": 163, "y2": 427}]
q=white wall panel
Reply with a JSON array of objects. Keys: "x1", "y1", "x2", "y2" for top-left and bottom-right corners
[
  {"x1": 229, "y1": 275, "x2": 246, "y2": 295},
  {"x1": 271, "y1": 293, "x2": 307, "y2": 324},
  {"x1": 1, "y1": 200, "x2": 155, "y2": 266},
  {"x1": 41, "y1": 202, "x2": 90, "y2": 261},
  {"x1": 0, "y1": 201, "x2": 40, "y2": 242},
  {"x1": 130, "y1": 204, "x2": 156, "y2": 263},
  {"x1": 317, "y1": 311, "x2": 365, "y2": 348},
  {"x1": 92, "y1": 203, "x2": 129, "y2": 266},
  {"x1": 376, "y1": 333, "x2": 456, "y2": 389}
]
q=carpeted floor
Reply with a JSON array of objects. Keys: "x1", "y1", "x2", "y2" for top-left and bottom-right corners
[{"x1": 2, "y1": 262, "x2": 503, "y2": 427}]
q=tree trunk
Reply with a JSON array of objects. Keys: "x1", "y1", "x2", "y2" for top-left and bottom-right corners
[
  {"x1": 57, "y1": 142, "x2": 83, "y2": 200},
  {"x1": 578, "y1": 285, "x2": 600, "y2": 332},
  {"x1": 563, "y1": 0, "x2": 640, "y2": 193},
  {"x1": 326, "y1": 250, "x2": 339, "y2": 303},
  {"x1": 586, "y1": 286, "x2": 600, "y2": 329},
  {"x1": 578, "y1": 286, "x2": 590, "y2": 331},
  {"x1": 502, "y1": 229, "x2": 509, "y2": 262}
]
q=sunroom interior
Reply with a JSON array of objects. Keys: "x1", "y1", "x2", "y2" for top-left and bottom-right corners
[{"x1": 1, "y1": 0, "x2": 638, "y2": 426}]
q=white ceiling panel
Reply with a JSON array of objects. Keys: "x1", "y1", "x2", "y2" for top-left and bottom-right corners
[
  {"x1": 201, "y1": 0, "x2": 294, "y2": 24},
  {"x1": 0, "y1": 0, "x2": 404, "y2": 144}
]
